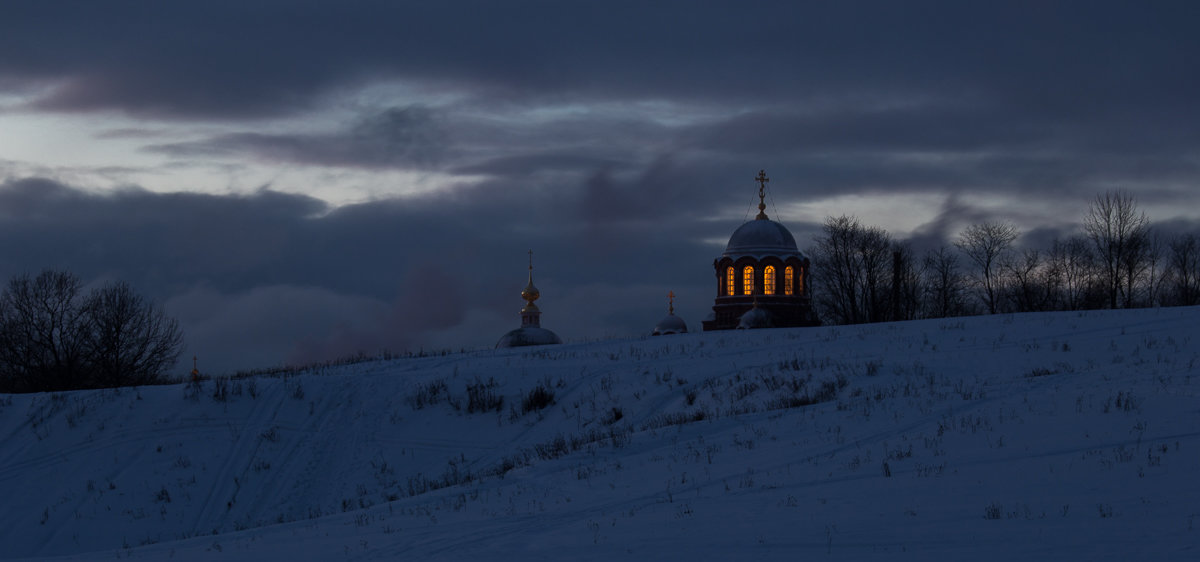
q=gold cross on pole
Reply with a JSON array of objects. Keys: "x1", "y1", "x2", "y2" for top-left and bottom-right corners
[
  {"x1": 754, "y1": 169, "x2": 770, "y2": 219},
  {"x1": 755, "y1": 169, "x2": 769, "y2": 193}
]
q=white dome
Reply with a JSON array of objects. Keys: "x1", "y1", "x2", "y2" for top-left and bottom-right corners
[
  {"x1": 496, "y1": 326, "x2": 563, "y2": 348},
  {"x1": 652, "y1": 313, "x2": 688, "y2": 336},
  {"x1": 723, "y1": 219, "x2": 803, "y2": 259}
]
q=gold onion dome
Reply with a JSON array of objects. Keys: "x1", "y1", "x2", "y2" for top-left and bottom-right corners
[
  {"x1": 521, "y1": 276, "x2": 540, "y2": 307},
  {"x1": 520, "y1": 253, "x2": 540, "y2": 312}
]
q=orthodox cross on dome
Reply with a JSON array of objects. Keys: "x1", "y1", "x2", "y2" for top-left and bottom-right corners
[
  {"x1": 755, "y1": 169, "x2": 770, "y2": 220},
  {"x1": 668, "y1": 291, "x2": 676, "y2": 315}
]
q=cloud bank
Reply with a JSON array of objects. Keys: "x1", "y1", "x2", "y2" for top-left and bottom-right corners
[{"x1": 2, "y1": 1, "x2": 1199, "y2": 372}]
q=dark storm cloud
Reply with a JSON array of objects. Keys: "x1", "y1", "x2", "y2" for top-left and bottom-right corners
[
  {"x1": 4, "y1": 1, "x2": 1200, "y2": 372},
  {"x1": 684, "y1": 103, "x2": 1041, "y2": 155},
  {"x1": 94, "y1": 128, "x2": 179, "y2": 140},
  {"x1": 147, "y1": 106, "x2": 448, "y2": 169},
  {"x1": 6, "y1": 1, "x2": 1197, "y2": 212},
  {"x1": 146, "y1": 105, "x2": 670, "y2": 174},
  {"x1": 0, "y1": 174, "x2": 730, "y2": 373},
  {"x1": 453, "y1": 153, "x2": 629, "y2": 177},
  {"x1": 3, "y1": 1, "x2": 1197, "y2": 120},
  {"x1": 680, "y1": 94, "x2": 1200, "y2": 202},
  {"x1": 0, "y1": 178, "x2": 327, "y2": 289},
  {"x1": 905, "y1": 192, "x2": 990, "y2": 252}
]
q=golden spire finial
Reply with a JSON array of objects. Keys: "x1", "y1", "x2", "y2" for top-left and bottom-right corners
[
  {"x1": 755, "y1": 170, "x2": 770, "y2": 220},
  {"x1": 521, "y1": 250, "x2": 540, "y2": 307},
  {"x1": 668, "y1": 291, "x2": 676, "y2": 315}
]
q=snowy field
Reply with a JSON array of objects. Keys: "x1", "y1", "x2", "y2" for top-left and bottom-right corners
[{"x1": 2, "y1": 307, "x2": 1198, "y2": 560}]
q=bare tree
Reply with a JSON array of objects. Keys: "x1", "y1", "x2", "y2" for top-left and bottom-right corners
[
  {"x1": 811, "y1": 215, "x2": 894, "y2": 325},
  {"x1": 1142, "y1": 232, "x2": 1166, "y2": 307},
  {"x1": 955, "y1": 221, "x2": 1019, "y2": 314},
  {"x1": 1083, "y1": 191, "x2": 1151, "y2": 308},
  {"x1": 858, "y1": 227, "x2": 893, "y2": 323},
  {"x1": 812, "y1": 215, "x2": 863, "y2": 324},
  {"x1": 1003, "y1": 248, "x2": 1051, "y2": 312},
  {"x1": 889, "y1": 243, "x2": 924, "y2": 322},
  {"x1": 1166, "y1": 233, "x2": 1200, "y2": 306},
  {"x1": 0, "y1": 271, "x2": 91, "y2": 392},
  {"x1": 1045, "y1": 236, "x2": 1097, "y2": 310},
  {"x1": 922, "y1": 246, "x2": 968, "y2": 318},
  {"x1": 82, "y1": 281, "x2": 183, "y2": 388},
  {"x1": 0, "y1": 270, "x2": 183, "y2": 392}
]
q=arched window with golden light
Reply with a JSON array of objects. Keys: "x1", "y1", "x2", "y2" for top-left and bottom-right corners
[
  {"x1": 742, "y1": 265, "x2": 754, "y2": 295},
  {"x1": 763, "y1": 265, "x2": 776, "y2": 295},
  {"x1": 726, "y1": 267, "x2": 735, "y2": 296},
  {"x1": 784, "y1": 266, "x2": 795, "y2": 295}
]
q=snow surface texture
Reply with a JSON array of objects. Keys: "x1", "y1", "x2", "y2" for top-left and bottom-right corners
[{"x1": 2, "y1": 308, "x2": 1198, "y2": 560}]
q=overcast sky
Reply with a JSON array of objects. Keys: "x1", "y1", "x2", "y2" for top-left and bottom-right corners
[{"x1": 2, "y1": 1, "x2": 1198, "y2": 374}]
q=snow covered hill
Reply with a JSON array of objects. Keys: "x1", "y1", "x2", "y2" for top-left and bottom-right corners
[{"x1": 2, "y1": 308, "x2": 1198, "y2": 560}]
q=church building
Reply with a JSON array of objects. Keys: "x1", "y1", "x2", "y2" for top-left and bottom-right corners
[
  {"x1": 496, "y1": 252, "x2": 563, "y2": 348},
  {"x1": 701, "y1": 171, "x2": 820, "y2": 331}
]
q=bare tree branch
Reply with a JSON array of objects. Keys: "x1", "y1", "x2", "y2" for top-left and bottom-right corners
[
  {"x1": 1083, "y1": 190, "x2": 1151, "y2": 308},
  {"x1": 955, "y1": 221, "x2": 1019, "y2": 314}
]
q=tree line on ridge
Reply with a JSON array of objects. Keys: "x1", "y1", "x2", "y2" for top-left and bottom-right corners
[{"x1": 809, "y1": 190, "x2": 1200, "y2": 325}]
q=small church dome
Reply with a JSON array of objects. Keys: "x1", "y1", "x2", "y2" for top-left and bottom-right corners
[
  {"x1": 497, "y1": 326, "x2": 563, "y2": 347},
  {"x1": 497, "y1": 251, "x2": 562, "y2": 349},
  {"x1": 652, "y1": 313, "x2": 688, "y2": 336},
  {"x1": 651, "y1": 291, "x2": 688, "y2": 336}
]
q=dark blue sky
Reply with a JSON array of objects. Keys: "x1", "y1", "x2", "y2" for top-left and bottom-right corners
[{"x1": 2, "y1": 1, "x2": 1198, "y2": 372}]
